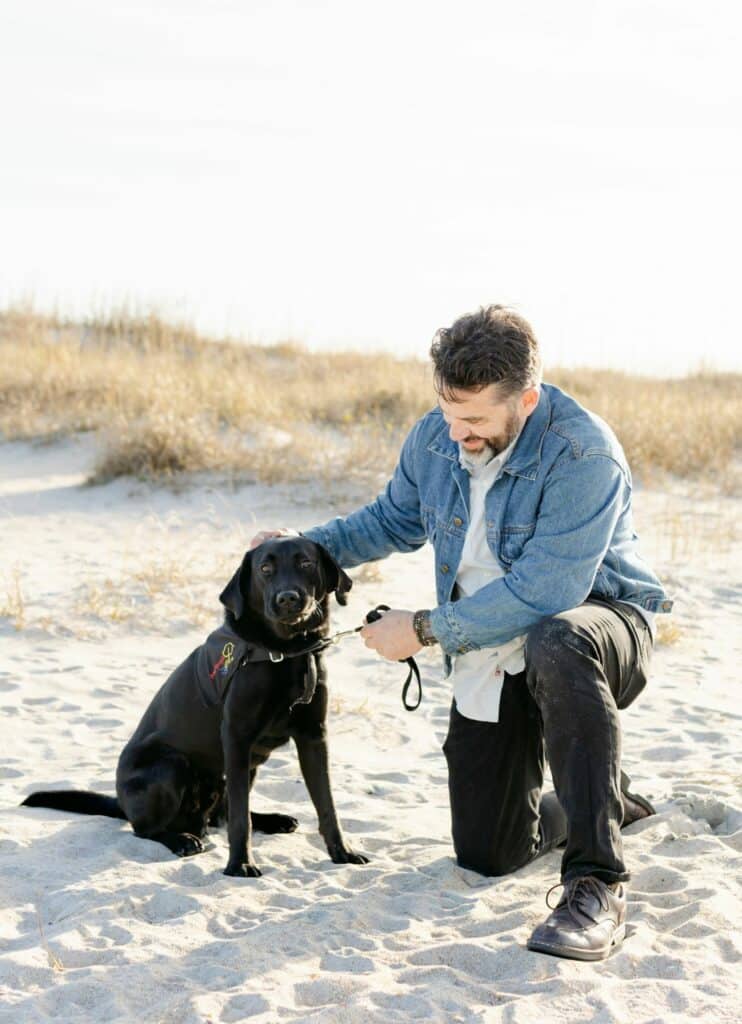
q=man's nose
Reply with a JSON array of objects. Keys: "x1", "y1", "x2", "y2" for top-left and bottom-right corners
[{"x1": 448, "y1": 420, "x2": 471, "y2": 442}]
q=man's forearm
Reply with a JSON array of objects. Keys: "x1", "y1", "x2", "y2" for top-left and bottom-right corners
[
  {"x1": 303, "y1": 493, "x2": 427, "y2": 568},
  {"x1": 429, "y1": 575, "x2": 545, "y2": 656}
]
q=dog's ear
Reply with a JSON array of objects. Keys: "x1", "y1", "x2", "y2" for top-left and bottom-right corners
[
  {"x1": 318, "y1": 545, "x2": 353, "y2": 606},
  {"x1": 219, "y1": 550, "x2": 252, "y2": 618}
]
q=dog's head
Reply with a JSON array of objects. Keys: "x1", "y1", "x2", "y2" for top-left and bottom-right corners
[{"x1": 219, "y1": 537, "x2": 352, "y2": 640}]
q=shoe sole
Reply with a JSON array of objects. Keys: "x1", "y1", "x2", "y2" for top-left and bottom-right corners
[{"x1": 526, "y1": 922, "x2": 626, "y2": 961}]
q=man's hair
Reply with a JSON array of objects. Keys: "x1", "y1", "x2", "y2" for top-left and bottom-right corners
[{"x1": 430, "y1": 305, "x2": 542, "y2": 401}]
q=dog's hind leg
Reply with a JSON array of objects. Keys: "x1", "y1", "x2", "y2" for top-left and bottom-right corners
[
  {"x1": 245, "y1": 768, "x2": 299, "y2": 834},
  {"x1": 250, "y1": 811, "x2": 299, "y2": 834},
  {"x1": 216, "y1": 765, "x2": 298, "y2": 834},
  {"x1": 117, "y1": 747, "x2": 206, "y2": 857}
]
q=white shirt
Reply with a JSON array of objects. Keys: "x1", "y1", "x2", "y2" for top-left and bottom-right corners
[{"x1": 450, "y1": 437, "x2": 525, "y2": 723}]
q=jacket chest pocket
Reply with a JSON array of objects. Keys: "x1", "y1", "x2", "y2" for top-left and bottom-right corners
[{"x1": 498, "y1": 525, "x2": 536, "y2": 566}]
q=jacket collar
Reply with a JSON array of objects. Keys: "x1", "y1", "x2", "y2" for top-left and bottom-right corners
[
  {"x1": 503, "y1": 386, "x2": 551, "y2": 480},
  {"x1": 425, "y1": 386, "x2": 552, "y2": 481}
]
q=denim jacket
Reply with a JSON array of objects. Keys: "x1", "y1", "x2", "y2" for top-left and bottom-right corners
[{"x1": 303, "y1": 383, "x2": 673, "y2": 659}]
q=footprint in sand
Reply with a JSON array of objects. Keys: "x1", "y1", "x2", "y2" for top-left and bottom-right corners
[
  {"x1": 220, "y1": 994, "x2": 270, "y2": 1021},
  {"x1": 294, "y1": 976, "x2": 365, "y2": 1008},
  {"x1": 320, "y1": 951, "x2": 375, "y2": 972}
]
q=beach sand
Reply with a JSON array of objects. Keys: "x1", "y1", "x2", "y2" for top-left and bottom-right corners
[{"x1": 1, "y1": 436, "x2": 740, "y2": 1023}]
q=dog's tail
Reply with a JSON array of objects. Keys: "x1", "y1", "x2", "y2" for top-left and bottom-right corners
[{"x1": 21, "y1": 790, "x2": 127, "y2": 820}]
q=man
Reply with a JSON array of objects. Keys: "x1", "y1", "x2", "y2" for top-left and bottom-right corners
[{"x1": 252, "y1": 305, "x2": 672, "y2": 961}]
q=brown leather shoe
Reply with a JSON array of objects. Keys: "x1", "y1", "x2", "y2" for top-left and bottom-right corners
[
  {"x1": 621, "y1": 770, "x2": 655, "y2": 827},
  {"x1": 527, "y1": 876, "x2": 627, "y2": 960}
]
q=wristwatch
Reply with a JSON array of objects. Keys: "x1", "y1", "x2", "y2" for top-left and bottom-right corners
[{"x1": 413, "y1": 609, "x2": 438, "y2": 647}]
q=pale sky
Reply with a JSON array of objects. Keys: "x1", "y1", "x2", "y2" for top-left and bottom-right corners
[{"x1": 1, "y1": 1, "x2": 740, "y2": 374}]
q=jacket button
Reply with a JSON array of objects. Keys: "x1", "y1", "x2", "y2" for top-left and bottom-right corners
[
  {"x1": 458, "y1": 646, "x2": 467, "y2": 654},
  {"x1": 441, "y1": 564, "x2": 449, "y2": 574},
  {"x1": 453, "y1": 516, "x2": 463, "y2": 527},
  {"x1": 662, "y1": 600, "x2": 672, "y2": 612}
]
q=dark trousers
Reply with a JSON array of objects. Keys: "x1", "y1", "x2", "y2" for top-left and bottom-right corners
[{"x1": 442, "y1": 599, "x2": 653, "y2": 884}]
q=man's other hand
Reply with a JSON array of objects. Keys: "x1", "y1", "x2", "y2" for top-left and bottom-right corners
[{"x1": 360, "y1": 609, "x2": 422, "y2": 661}]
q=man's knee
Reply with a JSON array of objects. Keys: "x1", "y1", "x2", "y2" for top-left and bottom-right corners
[
  {"x1": 452, "y1": 826, "x2": 536, "y2": 878},
  {"x1": 525, "y1": 614, "x2": 591, "y2": 699}
]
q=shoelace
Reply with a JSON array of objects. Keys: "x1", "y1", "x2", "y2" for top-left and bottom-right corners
[{"x1": 545, "y1": 876, "x2": 611, "y2": 917}]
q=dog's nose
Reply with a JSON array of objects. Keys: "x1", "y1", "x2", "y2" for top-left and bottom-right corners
[{"x1": 275, "y1": 590, "x2": 302, "y2": 612}]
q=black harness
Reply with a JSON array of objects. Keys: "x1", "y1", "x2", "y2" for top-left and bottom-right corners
[
  {"x1": 194, "y1": 607, "x2": 423, "y2": 712},
  {"x1": 193, "y1": 625, "x2": 329, "y2": 710}
]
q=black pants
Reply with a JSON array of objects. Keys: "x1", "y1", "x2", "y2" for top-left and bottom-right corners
[{"x1": 442, "y1": 599, "x2": 653, "y2": 884}]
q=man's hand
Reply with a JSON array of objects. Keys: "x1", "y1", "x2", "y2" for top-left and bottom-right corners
[
  {"x1": 359, "y1": 609, "x2": 422, "y2": 661},
  {"x1": 249, "y1": 528, "x2": 299, "y2": 550}
]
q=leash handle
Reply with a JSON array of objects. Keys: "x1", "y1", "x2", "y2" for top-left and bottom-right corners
[
  {"x1": 364, "y1": 603, "x2": 390, "y2": 625},
  {"x1": 400, "y1": 659, "x2": 422, "y2": 712},
  {"x1": 365, "y1": 604, "x2": 422, "y2": 712}
]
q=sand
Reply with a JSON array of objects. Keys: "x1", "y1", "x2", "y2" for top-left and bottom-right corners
[{"x1": 1, "y1": 436, "x2": 740, "y2": 1023}]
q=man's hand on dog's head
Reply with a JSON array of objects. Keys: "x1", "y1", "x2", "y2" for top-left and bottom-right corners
[
  {"x1": 360, "y1": 609, "x2": 422, "y2": 661},
  {"x1": 249, "y1": 528, "x2": 299, "y2": 549}
]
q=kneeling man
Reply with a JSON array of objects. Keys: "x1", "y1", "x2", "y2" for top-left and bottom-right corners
[{"x1": 254, "y1": 305, "x2": 671, "y2": 960}]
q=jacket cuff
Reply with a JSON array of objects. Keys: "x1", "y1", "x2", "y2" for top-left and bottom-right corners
[
  {"x1": 429, "y1": 604, "x2": 479, "y2": 657},
  {"x1": 301, "y1": 526, "x2": 337, "y2": 559}
]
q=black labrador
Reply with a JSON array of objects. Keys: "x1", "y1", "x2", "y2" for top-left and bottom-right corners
[{"x1": 22, "y1": 537, "x2": 369, "y2": 877}]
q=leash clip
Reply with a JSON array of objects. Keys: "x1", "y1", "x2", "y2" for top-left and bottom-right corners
[
  {"x1": 328, "y1": 626, "x2": 362, "y2": 645},
  {"x1": 268, "y1": 651, "x2": 285, "y2": 663}
]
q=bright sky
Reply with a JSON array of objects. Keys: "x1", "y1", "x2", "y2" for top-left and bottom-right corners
[{"x1": 1, "y1": 1, "x2": 740, "y2": 374}]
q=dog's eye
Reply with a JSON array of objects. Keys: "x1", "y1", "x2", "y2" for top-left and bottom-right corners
[
  {"x1": 299, "y1": 560, "x2": 315, "y2": 570},
  {"x1": 259, "y1": 564, "x2": 273, "y2": 575}
]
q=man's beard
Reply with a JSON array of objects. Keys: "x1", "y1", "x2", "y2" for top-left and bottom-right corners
[{"x1": 459, "y1": 408, "x2": 522, "y2": 465}]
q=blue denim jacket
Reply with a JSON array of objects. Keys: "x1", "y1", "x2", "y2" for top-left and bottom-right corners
[{"x1": 304, "y1": 383, "x2": 672, "y2": 658}]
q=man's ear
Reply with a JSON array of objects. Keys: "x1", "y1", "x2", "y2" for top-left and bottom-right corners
[
  {"x1": 318, "y1": 545, "x2": 353, "y2": 606},
  {"x1": 219, "y1": 549, "x2": 252, "y2": 618}
]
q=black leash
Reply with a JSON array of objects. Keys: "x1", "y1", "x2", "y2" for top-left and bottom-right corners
[{"x1": 364, "y1": 605, "x2": 423, "y2": 712}]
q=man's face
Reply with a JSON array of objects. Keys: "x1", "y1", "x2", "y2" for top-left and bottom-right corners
[{"x1": 438, "y1": 383, "x2": 540, "y2": 460}]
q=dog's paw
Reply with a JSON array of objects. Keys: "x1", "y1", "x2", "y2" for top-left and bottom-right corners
[
  {"x1": 251, "y1": 811, "x2": 299, "y2": 834},
  {"x1": 329, "y1": 847, "x2": 370, "y2": 865},
  {"x1": 174, "y1": 833, "x2": 205, "y2": 857},
  {"x1": 223, "y1": 862, "x2": 263, "y2": 878}
]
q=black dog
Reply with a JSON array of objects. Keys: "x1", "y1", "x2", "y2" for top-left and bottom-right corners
[{"x1": 22, "y1": 537, "x2": 369, "y2": 877}]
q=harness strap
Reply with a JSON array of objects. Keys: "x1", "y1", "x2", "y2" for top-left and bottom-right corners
[{"x1": 238, "y1": 635, "x2": 333, "y2": 667}]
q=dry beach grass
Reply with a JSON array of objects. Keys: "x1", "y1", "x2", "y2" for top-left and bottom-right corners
[{"x1": 1, "y1": 306, "x2": 740, "y2": 494}]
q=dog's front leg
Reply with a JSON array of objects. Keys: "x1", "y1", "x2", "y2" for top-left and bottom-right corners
[
  {"x1": 222, "y1": 725, "x2": 261, "y2": 877},
  {"x1": 294, "y1": 732, "x2": 369, "y2": 865}
]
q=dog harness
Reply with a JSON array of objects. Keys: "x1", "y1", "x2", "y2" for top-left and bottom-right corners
[
  {"x1": 190, "y1": 624, "x2": 324, "y2": 709},
  {"x1": 186, "y1": 612, "x2": 422, "y2": 713}
]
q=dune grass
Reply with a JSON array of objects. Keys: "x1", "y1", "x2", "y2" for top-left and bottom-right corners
[{"x1": 1, "y1": 306, "x2": 739, "y2": 494}]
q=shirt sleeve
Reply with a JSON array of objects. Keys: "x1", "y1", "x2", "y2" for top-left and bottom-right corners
[
  {"x1": 429, "y1": 454, "x2": 629, "y2": 655},
  {"x1": 302, "y1": 417, "x2": 428, "y2": 567}
]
